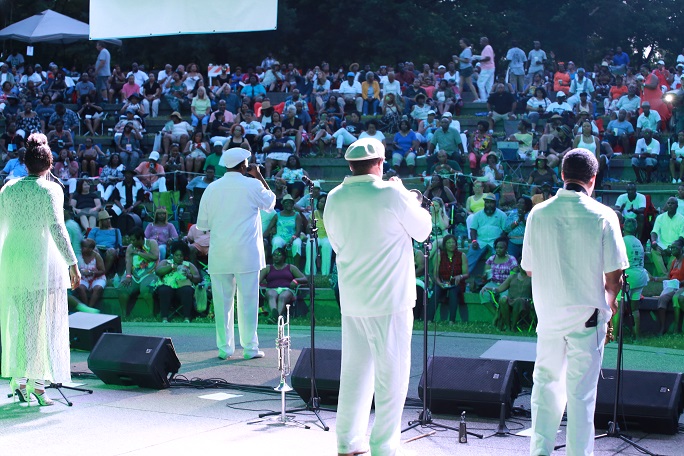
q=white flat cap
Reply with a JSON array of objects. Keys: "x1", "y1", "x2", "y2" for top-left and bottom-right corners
[
  {"x1": 219, "y1": 147, "x2": 251, "y2": 168},
  {"x1": 344, "y1": 138, "x2": 385, "y2": 161}
]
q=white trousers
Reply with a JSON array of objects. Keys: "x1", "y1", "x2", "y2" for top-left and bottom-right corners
[
  {"x1": 337, "y1": 309, "x2": 413, "y2": 456},
  {"x1": 333, "y1": 128, "x2": 357, "y2": 149},
  {"x1": 304, "y1": 236, "x2": 333, "y2": 275},
  {"x1": 477, "y1": 69, "x2": 495, "y2": 100},
  {"x1": 209, "y1": 272, "x2": 260, "y2": 358},
  {"x1": 142, "y1": 98, "x2": 160, "y2": 117},
  {"x1": 530, "y1": 311, "x2": 608, "y2": 456},
  {"x1": 271, "y1": 236, "x2": 302, "y2": 257}
]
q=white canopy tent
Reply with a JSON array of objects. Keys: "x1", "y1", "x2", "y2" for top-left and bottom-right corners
[{"x1": 0, "y1": 9, "x2": 121, "y2": 45}]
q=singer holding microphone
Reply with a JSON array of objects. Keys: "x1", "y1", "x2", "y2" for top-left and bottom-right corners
[
  {"x1": 196, "y1": 148, "x2": 275, "y2": 360},
  {"x1": 325, "y1": 138, "x2": 431, "y2": 456}
]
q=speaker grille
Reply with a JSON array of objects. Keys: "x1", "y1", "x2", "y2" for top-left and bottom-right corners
[
  {"x1": 291, "y1": 348, "x2": 341, "y2": 405},
  {"x1": 418, "y1": 357, "x2": 521, "y2": 417},
  {"x1": 88, "y1": 334, "x2": 181, "y2": 389},
  {"x1": 595, "y1": 369, "x2": 684, "y2": 434}
]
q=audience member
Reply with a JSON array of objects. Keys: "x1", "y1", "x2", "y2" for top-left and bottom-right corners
[
  {"x1": 670, "y1": 131, "x2": 684, "y2": 184},
  {"x1": 652, "y1": 237, "x2": 684, "y2": 335},
  {"x1": 614, "y1": 182, "x2": 646, "y2": 235},
  {"x1": 145, "y1": 207, "x2": 179, "y2": 260},
  {"x1": 70, "y1": 180, "x2": 102, "y2": 231},
  {"x1": 259, "y1": 247, "x2": 307, "y2": 322},
  {"x1": 487, "y1": 83, "x2": 517, "y2": 131},
  {"x1": 156, "y1": 241, "x2": 201, "y2": 323},
  {"x1": 431, "y1": 234, "x2": 468, "y2": 323},
  {"x1": 75, "y1": 238, "x2": 106, "y2": 309},
  {"x1": 118, "y1": 227, "x2": 159, "y2": 317},
  {"x1": 266, "y1": 194, "x2": 305, "y2": 265},
  {"x1": 467, "y1": 194, "x2": 506, "y2": 289},
  {"x1": 88, "y1": 210, "x2": 123, "y2": 277},
  {"x1": 622, "y1": 218, "x2": 648, "y2": 337},
  {"x1": 631, "y1": 128, "x2": 660, "y2": 183},
  {"x1": 392, "y1": 118, "x2": 420, "y2": 176},
  {"x1": 135, "y1": 151, "x2": 167, "y2": 193},
  {"x1": 480, "y1": 237, "x2": 518, "y2": 328},
  {"x1": 651, "y1": 197, "x2": 684, "y2": 276}
]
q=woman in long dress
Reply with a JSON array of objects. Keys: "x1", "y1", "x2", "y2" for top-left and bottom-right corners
[{"x1": 0, "y1": 133, "x2": 80, "y2": 406}]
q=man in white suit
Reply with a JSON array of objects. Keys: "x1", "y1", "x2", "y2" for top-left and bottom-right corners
[
  {"x1": 325, "y1": 138, "x2": 432, "y2": 456},
  {"x1": 197, "y1": 148, "x2": 275, "y2": 359}
]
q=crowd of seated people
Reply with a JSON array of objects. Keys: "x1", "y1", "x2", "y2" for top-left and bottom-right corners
[{"x1": 4, "y1": 43, "x2": 684, "y2": 330}]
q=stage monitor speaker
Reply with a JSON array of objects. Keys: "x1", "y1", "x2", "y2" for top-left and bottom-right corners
[
  {"x1": 291, "y1": 348, "x2": 341, "y2": 405},
  {"x1": 418, "y1": 357, "x2": 521, "y2": 418},
  {"x1": 595, "y1": 369, "x2": 683, "y2": 434},
  {"x1": 88, "y1": 334, "x2": 181, "y2": 389},
  {"x1": 69, "y1": 312, "x2": 122, "y2": 351}
]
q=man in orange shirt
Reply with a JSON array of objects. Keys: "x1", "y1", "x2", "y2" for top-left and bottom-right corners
[{"x1": 605, "y1": 75, "x2": 629, "y2": 115}]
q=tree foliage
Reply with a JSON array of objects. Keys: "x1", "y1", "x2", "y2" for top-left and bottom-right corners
[{"x1": 1, "y1": 0, "x2": 683, "y2": 72}]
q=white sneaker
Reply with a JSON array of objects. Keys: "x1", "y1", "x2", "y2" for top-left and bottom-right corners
[
  {"x1": 678, "y1": 179, "x2": 682, "y2": 184},
  {"x1": 244, "y1": 350, "x2": 265, "y2": 359},
  {"x1": 673, "y1": 179, "x2": 678, "y2": 184}
]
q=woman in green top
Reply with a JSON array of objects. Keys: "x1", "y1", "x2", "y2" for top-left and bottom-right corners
[
  {"x1": 118, "y1": 227, "x2": 159, "y2": 317},
  {"x1": 156, "y1": 241, "x2": 201, "y2": 323},
  {"x1": 191, "y1": 86, "x2": 212, "y2": 135}
]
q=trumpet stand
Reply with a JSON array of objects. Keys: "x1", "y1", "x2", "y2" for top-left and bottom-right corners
[{"x1": 255, "y1": 305, "x2": 310, "y2": 429}]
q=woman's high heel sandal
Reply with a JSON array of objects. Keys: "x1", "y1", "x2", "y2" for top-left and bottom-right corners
[
  {"x1": 9, "y1": 379, "x2": 29, "y2": 403},
  {"x1": 30, "y1": 390, "x2": 54, "y2": 407}
]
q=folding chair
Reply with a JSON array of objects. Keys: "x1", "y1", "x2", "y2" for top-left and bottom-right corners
[{"x1": 498, "y1": 141, "x2": 525, "y2": 181}]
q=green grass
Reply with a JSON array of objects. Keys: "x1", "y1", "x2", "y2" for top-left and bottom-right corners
[{"x1": 122, "y1": 314, "x2": 684, "y2": 350}]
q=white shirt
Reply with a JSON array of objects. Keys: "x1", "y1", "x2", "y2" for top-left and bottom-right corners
[
  {"x1": 166, "y1": 121, "x2": 193, "y2": 137},
  {"x1": 324, "y1": 174, "x2": 431, "y2": 317},
  {"x1": 126, "y1": 70, "x2": 149, "y2": 87},
  {"x1": 337, "y1": 80, "x2": 362, "y2": 95},
  {"x1": 545, "y1": 101, "x2": 572, "y2": 114},
  {"x1": 521, "y1": 189, "x2": 629, "y2": 334},
  {"x1": 471, "y1": 208, "x2": 506, "y2": 247},
  {"x1": 358, "y1": 131, "x2": 386, "y2": 143},
  {"x1": 113, "y1": 179, "x2": 143, "y2": 210},
  {"x1": 241, "y1": 120, "x2": 262, "y2": 136},
  {"x1": 634, "y1": 138, "x2": 660, "y2": 157},
  {"x1": 569, "y1": 77, "x2": 595, "y2": 95},
  {"x1": 381, "y1": 80, "x2": 402, "y2": 97},
  {"x1": 614, "y1": 192, "x2": 646, "y2": 219},
  {"x1": 196, "y1": 173, "x2": 276, "y2": 274}
]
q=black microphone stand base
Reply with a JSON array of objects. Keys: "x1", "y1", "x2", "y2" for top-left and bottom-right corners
[
  {"x1": 554, "y1": 272, "x2": 656, "y2": 455},
  {"x1": 592, "y1": 422, "x2": 656, "y2": 456},
  {"x1": 401, "y1": 236, "x2": 483, "y2": 442},
  {"x1": 46, "y1": 382, "x2": 94, "y2": 407},
  {"x1": 259, "y1": 178, "x2": 334, "y2": 432}
]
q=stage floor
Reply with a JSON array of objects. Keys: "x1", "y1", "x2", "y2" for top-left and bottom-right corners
[{"x1": 1, "y1": 322, "x2": 683, "y2": 456}]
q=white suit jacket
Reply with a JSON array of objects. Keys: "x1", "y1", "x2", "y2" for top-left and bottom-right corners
[
  {"x1": 325, "y1": 174, "x2": 432, "y2": 317},
  {"x1": 196, "y1": 172, "x2": 275, "y2": 274}
]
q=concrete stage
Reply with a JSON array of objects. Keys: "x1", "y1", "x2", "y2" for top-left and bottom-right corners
[{"x1": 1, "y1": 322, "x2": 683, "y2": 456}]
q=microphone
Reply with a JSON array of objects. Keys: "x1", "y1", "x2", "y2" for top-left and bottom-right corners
[
  {"x1": 409, "y1": 189, "x2": 432, "y2": 209},
  {"x1": 301, "y1": 175, "x2": 314, "y2": 187}
]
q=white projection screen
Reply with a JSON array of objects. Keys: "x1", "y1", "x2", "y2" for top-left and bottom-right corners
[{"x1": 89, "y1": 0, "x2": 278, "y2": 40}]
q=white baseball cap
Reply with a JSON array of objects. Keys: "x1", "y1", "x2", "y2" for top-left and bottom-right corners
[{"x1": 149, "y1": 151, "x2": 160, "y2": 161}]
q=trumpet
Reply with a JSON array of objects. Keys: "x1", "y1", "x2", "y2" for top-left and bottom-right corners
[{"x1": 275, "y1": 304, "x2": 293, "y2": 394}]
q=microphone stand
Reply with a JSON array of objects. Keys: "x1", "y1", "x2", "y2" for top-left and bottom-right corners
[
  {"x1": 402, "y1": 193, "x2": 483, "y2": 442},
  {"x1": 259, "y1": 176, "x2": 334, "y2": 430},
  {"x1": 554, "y1": 271, "x2": 655, "y2": 455}
]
